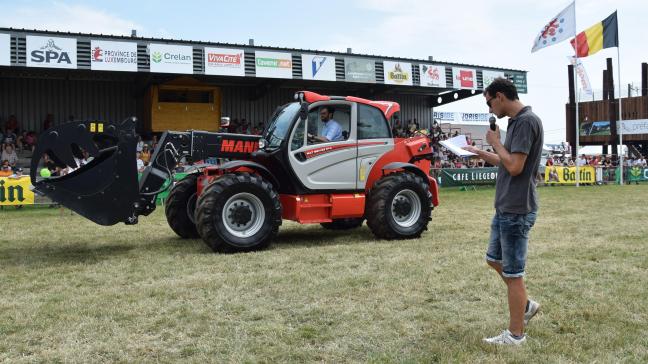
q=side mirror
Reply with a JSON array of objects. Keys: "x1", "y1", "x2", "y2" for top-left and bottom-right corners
[{"x1": 299, "y1": 103, "x2": 308, "y2": 121}]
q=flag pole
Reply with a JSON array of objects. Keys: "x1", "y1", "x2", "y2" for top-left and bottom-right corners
[
  {"x1": 617, "y1": 45, "x2": 624, "y2": 185},
  {"x1": 573, "y1": 1, "x2": 580, "y2": 187}
]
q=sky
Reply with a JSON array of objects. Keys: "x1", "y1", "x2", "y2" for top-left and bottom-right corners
[{"x1": 1, "y1": 0, "x2": 645, "y2": 146}]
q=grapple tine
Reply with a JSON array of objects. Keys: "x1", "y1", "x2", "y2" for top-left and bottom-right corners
[{"x1": 30, "y1": 117, "x2": 140, "y2": 225}]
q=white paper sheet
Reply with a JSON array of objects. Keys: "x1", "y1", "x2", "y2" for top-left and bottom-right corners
[{"x1": 439, "y1": 135, "x2": 477, "y2": 157}]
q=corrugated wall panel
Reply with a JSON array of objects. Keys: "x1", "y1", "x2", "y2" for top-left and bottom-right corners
[{"x1": 0, "y1": 77, "x2": 136, "y2": 131}]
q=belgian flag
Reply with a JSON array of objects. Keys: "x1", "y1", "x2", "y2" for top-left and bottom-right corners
[{"x1": 570, "y1": 11, "x2": 619, "y2": 57}]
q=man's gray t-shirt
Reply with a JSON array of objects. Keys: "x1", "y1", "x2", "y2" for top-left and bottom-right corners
[{"x1": 495, "y1": 106, "x2": 544, "y2": 214}]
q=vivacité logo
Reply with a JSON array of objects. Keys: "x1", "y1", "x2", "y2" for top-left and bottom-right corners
[
  {"x1": 256, "y1": 57, "x2": 291, "y2": 68},
  {"x1": 208, "y1": 53, "x2": 242, "y2": 65}
]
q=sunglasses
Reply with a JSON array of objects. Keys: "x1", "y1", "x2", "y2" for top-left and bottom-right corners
[{"x1": 486, "y1": 97, "x2": 495, "y2": 108}]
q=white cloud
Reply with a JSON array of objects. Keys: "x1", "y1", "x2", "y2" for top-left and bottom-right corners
[{"x1": 0, "y1": 2, "x2": 142, "y2": 36}]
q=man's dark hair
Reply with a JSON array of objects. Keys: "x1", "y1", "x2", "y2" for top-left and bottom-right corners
[
  {"x1": 321, "y1": 106, "x2": 335, "y2": 114},
  {"x1": 484, "y1": 77, "x2": 519, "y2": 101}
]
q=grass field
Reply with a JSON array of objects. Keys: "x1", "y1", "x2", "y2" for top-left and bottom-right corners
[{"x1": 2, "y1": 185, "x2": 648, "y2": 363}]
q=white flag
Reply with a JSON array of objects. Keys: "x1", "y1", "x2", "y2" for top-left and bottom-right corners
[
  {"x1": 568, "y1": 56, "x2": 593, "y2": 97},
  {"x1": 531, "y1": 2, "x2": 576, "y2": 53}
]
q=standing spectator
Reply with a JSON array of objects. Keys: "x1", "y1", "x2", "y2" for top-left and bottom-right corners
[
  {"x1": 576, "y1": 154, "x2": 587, "y2": 167},
  {"x1": 43, "y1": 113, "x2": 54, "y2": 131},
  {"x1": 1, "y1": 144, "x2": 18, "y2": 169}
]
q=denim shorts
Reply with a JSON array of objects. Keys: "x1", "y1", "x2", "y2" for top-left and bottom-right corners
[{"x1": 486, "y1": 210, "x2": 538, "y2": 278}]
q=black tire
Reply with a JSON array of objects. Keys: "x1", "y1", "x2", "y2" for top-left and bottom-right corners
[
  {"x1": 366, "y1": 172, "x2": 432, "y2": 239},
  {"x1": 165, "y1": 173, "x2": 199, "y2": 238},
  {"x1": 195, "y1": 173, "x2": 281, "y2": 253},
  {"x1": 320, "y1": 218, "x2": 364, "y2": 230}
]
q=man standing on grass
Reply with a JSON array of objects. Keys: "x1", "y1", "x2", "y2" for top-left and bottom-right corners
[{"x1": 464, "y1": 77, "x2": 543, "y2": 345}]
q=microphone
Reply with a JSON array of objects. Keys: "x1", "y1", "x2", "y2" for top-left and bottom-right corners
[{"x1": 489, "y1": 116, "x2": 497, "y2": 131}]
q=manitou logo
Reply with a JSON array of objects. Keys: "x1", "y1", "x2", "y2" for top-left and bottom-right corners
[
  {"x1": 31, "y1": 39, "x2": 72, "y2": 64},
  {"x1": 221, "y1": 140, "x2": 259, "y2": 153}
]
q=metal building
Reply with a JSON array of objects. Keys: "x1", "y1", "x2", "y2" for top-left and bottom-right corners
[{"x1": 0, "y1": 28, "x2": 527, "y2": 135}]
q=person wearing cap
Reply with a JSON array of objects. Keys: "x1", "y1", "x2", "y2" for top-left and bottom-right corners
[{"x1": 8, "y1": 167, "x2": 25, "y2": 179}]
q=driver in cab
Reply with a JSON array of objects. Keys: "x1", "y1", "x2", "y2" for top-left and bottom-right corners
[{"x1": 308, "y1": 106, "x2": 344, "y2": 143}]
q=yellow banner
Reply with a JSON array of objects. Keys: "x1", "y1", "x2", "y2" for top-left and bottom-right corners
[
  {"x1": 0, "y1": 177, "x2": 35, "y2": 205},
  {"x1": 545, "y1": 166, "x2": 596, "y2": 184}
]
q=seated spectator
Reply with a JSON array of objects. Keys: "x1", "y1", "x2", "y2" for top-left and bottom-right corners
[
  {"x1": 136, "y1": 135, "x2": 144, "y2": 153},
  {"x1": 567, "y1": 158, "x2": 575, "y2": 167},
  {"x1": 6, "y1": 114, "x2": 19, "y2": 133},
  {"x1": 3, "y1": 128, "x2": 18, "y2": 146},
  {"x1": 8, "y1": 167, "x2": 25, "y2": 179},
  {"x1": 547, "y1": 166, "x2": 559, "y2": 184},
  {"x1": 638, "y1": 155, "x2": 647, "y2": 167},
  {"x1": 136, "y1": 152, "x2": 145, "y2": 173},
  {"x1": 19, "y1": 130, "x2": 37, "y2": 152},
  {"x1": 1, "y1": 144, "x2": 18, "y2": 169},
  {"x1": 0, "y1": 160, "x2": 12, "y2": 177},
  {"x1": 141, "y1": 144, "x2": 151, "y2": 164}
]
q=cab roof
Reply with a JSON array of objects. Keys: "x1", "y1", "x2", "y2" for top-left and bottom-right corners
[{"x1": 296, "y1": 91, "x2": 400, "y2": 120}]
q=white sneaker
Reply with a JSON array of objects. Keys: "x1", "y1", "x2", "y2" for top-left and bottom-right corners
[
  {"x1": 483, "y1": 329, "x2": 527, "y2": 345},
  {"x1": 524, "y1": 299, "x2": 540, "y2": 326}
]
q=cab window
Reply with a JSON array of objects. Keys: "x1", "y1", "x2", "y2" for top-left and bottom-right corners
[
  {"x1": 307, "y1": 105, "x2": 351, "y2": 145},
  {"x1": 357, "y1": 104, "x2": 391, "y2": 139}
]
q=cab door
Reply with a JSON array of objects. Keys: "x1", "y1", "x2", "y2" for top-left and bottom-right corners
[
  {"x1": 287, "y1": 102, "x2": 358, "y2": 191},
  {"x1": 356, "y1": 103, "x2": 395, "y2": 189}
]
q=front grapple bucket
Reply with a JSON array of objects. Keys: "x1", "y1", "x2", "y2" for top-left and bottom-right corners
[{"x1": 30, "y1": 117, "x2": 140, "y2": 225}]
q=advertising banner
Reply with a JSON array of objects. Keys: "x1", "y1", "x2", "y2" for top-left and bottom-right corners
[
  {"x1": 344, "y1": 58, "x2": 376, "y2": 83},
  {"x1": 433, "y1": 111, "x2": 490, "y2": 123},
  {"x1": 452, "y1": 67, "x2": 476, "y2": 89},
  {"x1": 628, "y1": 167, "x2": 648, "y2": 182},
  {"x1": 204, "y1": 47, "x2": 245, "y2": 77},
  {"x1": 383, "y1": 61, "x2": 412, "y2": 86},
  {"x1": 301, "y1": 54, "x2": 336, "y2": 81},
  {"x1": 419, "y1": 64, "x2": 446, "y2": 88},
  {"x1": 255, "y1": 51, "x2": 293, "y2": 79},
  {"x1": 27, "y1": 36, "x2": 77, "y2": 69},
  {"x1": 580, "y1": 120, "x2": 611, "y2": 136},
  {"x1": 482, "y1": 70, "x2": 505, "y2": 89},
  {"x1": 0, "y1": 33, "x2": 9, "y2": 66},
  {"x1": 544, "y1": 166, "x2": 596, "y2": 184},
  {"x1": 439, "y1": 168, "x2": 499, "y2": 187},
  {"x1": 90, "y1": 40, "x2": 137, "y2": 72},
  {"x1": 0, "y1": 177, "x2": 34, "y2": 206},
  {"x1": 149, "y1": 44, "x2": 193, "y2": 74},
  {"x1": 505, "y1": 72, "x2": 528, "y2": 94},
  {"x1": 618, "y1": 119, "x2": 648, "y2": 135}
]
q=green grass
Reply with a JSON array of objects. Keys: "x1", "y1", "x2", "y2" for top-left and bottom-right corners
[{"x1": 2, "y1": 185, "x2": 648, "y2": 363}]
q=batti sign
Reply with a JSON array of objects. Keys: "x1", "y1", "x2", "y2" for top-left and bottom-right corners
[
  {"x1": 27, "y1": 36, "x2": 77, "y2": 69},
  {"x1": 419, "y1": 64, "x2": 446, "y2": 88},
  {"x1": 301, "y1": 54, "x2": 336, "y2": 81},
  {"x1": 149, "y1": 44, "x2": 193, "y2": 74},
  {"x1": 255, "y1": 51, "x2": 293, "y2": 79},
  {"x1": 204, "y1": 47, "x2": 245, "y2": 77},
  {"x1": 452, "y1": 67, "x2": 476, "y2": 89},
  {"x1": 90, "y1": 40, "x2": 137, "y2": 72},
  {"x1": 383, "y1": 61, "x2": 412, "y2": 86},
  {"x1": 0, "y1": 33, "x2": 9, "y2": 66}
]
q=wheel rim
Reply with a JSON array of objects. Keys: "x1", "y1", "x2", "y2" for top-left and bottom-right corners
[
  {"x1": 222, "y1": 192, "x2": 265, "y2": 238},
  {"x1": 391, "y1": 189, "x2": 421, "y2": 228},
  {"x1": 186, "y1": 193, "x2": 197, "y2": 224}
]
